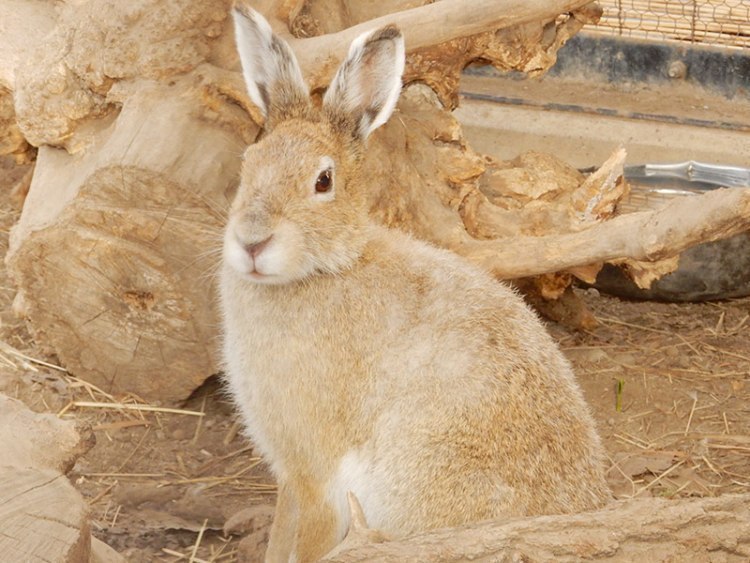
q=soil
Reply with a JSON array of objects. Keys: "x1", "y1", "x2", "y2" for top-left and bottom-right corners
[{"x1": 1, "y1": 154, "x2": 749, "y2": 562}]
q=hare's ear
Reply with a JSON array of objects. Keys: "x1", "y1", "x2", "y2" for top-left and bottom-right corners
[
  {"x1": 323, "y1": 26, "x2": 405, "y2": 140},
  {"x1": 232, "y1": 4, "x2": 309, "y2": 125}
]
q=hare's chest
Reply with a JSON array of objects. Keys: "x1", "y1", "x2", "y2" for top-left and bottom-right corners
[
  {"x1": 223, "y1": 301, "x2": 313, "y2": 404},
  {"x1": 222, "y1": 296, "x2": 339, "y2": 461},
  {"x1": 223, "y1": 329, "x2": 305, "y2": 475}
]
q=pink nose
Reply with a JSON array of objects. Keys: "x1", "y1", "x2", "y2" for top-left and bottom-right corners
[{"x1": 245, "y1": 235, "x2": 272, "y2": 260}]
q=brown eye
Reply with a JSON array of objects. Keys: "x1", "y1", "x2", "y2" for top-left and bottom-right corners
[{"x1": 315, "y1": 169, "x2": 332, "y2": 193}]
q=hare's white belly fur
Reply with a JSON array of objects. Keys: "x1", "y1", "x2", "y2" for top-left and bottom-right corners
[{"x1": 220, "y1": 228, "x2": 608, "y2": 536}]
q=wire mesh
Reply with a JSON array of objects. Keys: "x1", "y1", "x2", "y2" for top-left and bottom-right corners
[{"x1": 587, "y1": 0, "x2": 750, "y2": 50}]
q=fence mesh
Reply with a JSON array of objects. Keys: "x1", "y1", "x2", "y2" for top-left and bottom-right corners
[{"x1": 586, "y1": 0, "x2": 750, "y2": 50}]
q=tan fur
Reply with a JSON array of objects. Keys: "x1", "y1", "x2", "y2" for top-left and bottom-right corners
[{"x1": 222, "y1": 8, "x2": 610, "y2": 562}]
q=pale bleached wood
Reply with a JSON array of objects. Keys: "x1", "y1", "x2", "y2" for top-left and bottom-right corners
[
  {"x1": 457, "y1": 186, "x2": 750, "y2": 280},
  {"x1": 7, "y1": 78, "x2": 250, "y2": 402},
  {"x1": 321, "y1": 493, "x2": 750, "y2": 562},
  {"x1": 0, "y1": 467, "x2": 91, "y2": 563},
  {"x1": 0, "y1": 0, "x2": 57, "y2": 90},
  {"x1": 283, "y1": 0, "x2": 595, "y2": 89},
  {"x1": 0, "y1": 395, "x2": 93, "y2": 473},
  {"x1": 0, "y1": 394, "x2": 97, "y2": 563}
]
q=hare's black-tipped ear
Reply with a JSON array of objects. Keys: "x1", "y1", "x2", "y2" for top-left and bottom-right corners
[
  {"x1": 232, "y1": 4, "x2": 310, "y2": 126},
  {"x1": 323, "y1": 26, "x2": 405, "y2": 141}
]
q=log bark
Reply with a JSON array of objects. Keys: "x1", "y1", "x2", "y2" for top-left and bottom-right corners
[
  {"x1": 0, "y1": 467, "x2": 91, "y2": 563},
  {"x1": 8, "y1": 0, "x2": 238, "y2": 150},
  {"x1": 1, "y1": 86, "x2": 32, "y2": 162},
  {"x1": 256, "y1": 0, "x2": 600, "y2": 107},
  {"x1": 0, "y1": 394, "x2": 94, "y2": 473},
  {"x1": 321, "y1": 493, "x2": 750, "y2": 562}
]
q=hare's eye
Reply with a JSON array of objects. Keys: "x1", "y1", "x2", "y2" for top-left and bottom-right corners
[{"x1": 315, "y1": 169, "x2": 332, "y2": 193}]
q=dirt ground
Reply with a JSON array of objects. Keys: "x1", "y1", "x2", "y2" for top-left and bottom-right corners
[
  {"x1": 1, "y1": 153, "x2": 749, "y2": 562},
  {"x1": 456, "y1": 71, "x2": 750, "y2": 170}
]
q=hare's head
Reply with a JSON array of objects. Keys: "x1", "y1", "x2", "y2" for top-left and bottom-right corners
[{"x1": 224, "y1": 5, "x2": 404, "y2": 285}]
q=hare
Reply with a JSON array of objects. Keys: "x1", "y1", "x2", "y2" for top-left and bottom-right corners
[{"x1": 220, "y1": 5, "x2": 611, "y2": 562}]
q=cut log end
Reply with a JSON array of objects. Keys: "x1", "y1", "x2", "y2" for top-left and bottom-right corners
[
  {"x1": 0, "y1": 394, "x2": 102, "y2": 563},
  {"x1": 8, "y1": 166, "x2": 225, "y2": 401}
]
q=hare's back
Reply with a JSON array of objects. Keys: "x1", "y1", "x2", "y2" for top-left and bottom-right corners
[
  {"x1": 370, "y1": 228, "x2": 567, "y2": 376},
  {"x1": 350, "y1": 229, "x2": 609, "y2": 525}
]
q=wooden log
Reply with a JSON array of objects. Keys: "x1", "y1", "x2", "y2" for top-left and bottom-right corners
[
  {"x1": 0, "y1": 467, "x2": 91, "y2": 563},
  {"x1": 7, "y1": 78, "x2": 255, "y2": 402},
  {"x1": 0, "y1": 86, "x2": 32, "y2": 162},
  {"x1": 0, "y1": 394, "x2": 94, "y2": 473},
  {"x1": 284, "y1": 0, "x2": 600, "y2": 106},
  {"x1": 321, "y1": 492, "x2": 750, "y2": 562},
  {"x1": 0, "y1": 394, "x2": 98, "y2": 563},
  {"x1": 7, "y1": 0, "x2": 239, "y2": 150}
]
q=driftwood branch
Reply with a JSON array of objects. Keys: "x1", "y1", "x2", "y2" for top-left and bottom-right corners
[
  {"x1": 321, "y1": 493, "x2": 750, "y2": 562},
  {"x1": 284, "y1": 0, "x2": 594, "y2": 89},
  {"x1": 458, "y1": 186, "x2": 750, "y2": 280}
]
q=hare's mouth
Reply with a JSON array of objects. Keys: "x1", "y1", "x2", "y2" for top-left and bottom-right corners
[{"x1": 248, "y1": 270, "x2": 272, "y2": 281}]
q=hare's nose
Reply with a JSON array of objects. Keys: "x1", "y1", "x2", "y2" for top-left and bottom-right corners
[{"x1": 245, "y1": 235, "x2": 273, "y2": 260}]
